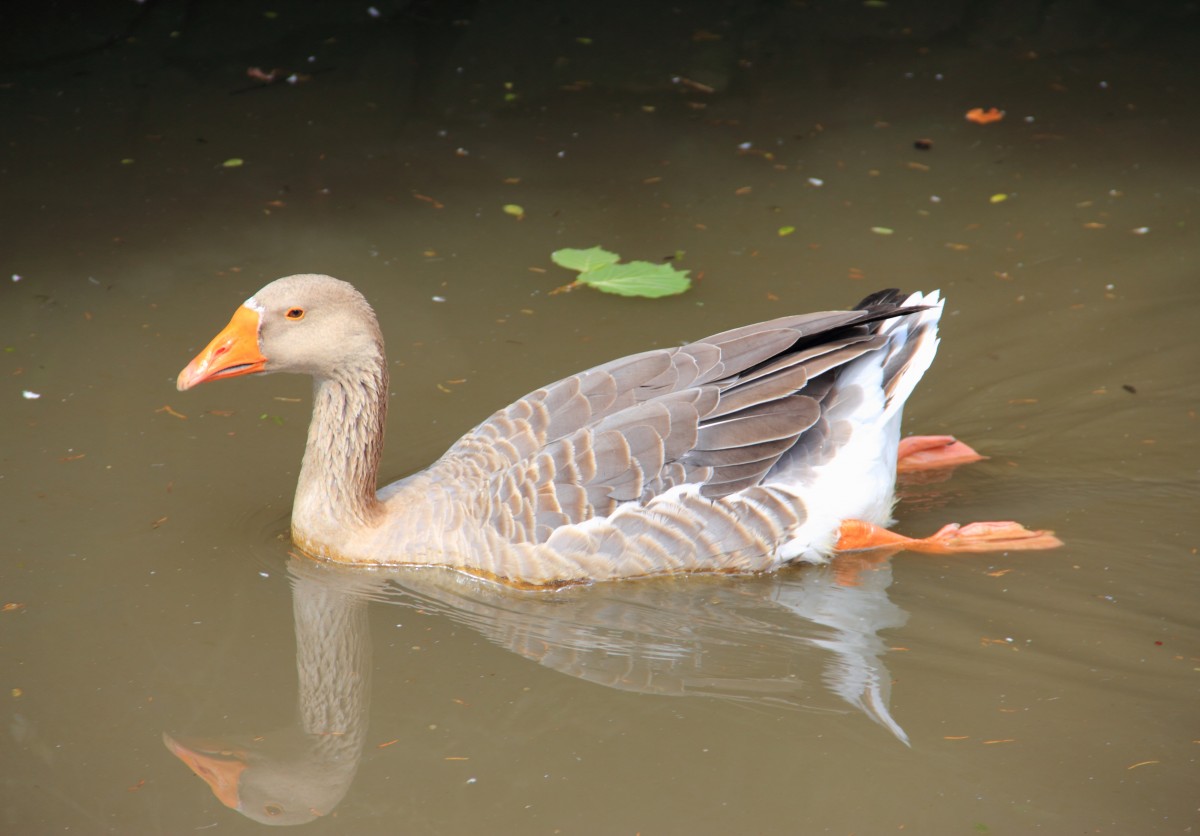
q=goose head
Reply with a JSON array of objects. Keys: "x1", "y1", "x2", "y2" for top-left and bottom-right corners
[
  {"x1": 163, "y1": 731, "x2": 358, "y2": 826},
  {"x1": 177, "y1": 274, "x2": 384, "y2": 390}
]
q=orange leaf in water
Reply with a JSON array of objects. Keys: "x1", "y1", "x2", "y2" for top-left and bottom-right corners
[
  {"x1": 965, "y1": 107, "x2": 1005, "y2": 125},
  {"x1": 413, "y1": 193, "x2": 445, "y2": 209}
]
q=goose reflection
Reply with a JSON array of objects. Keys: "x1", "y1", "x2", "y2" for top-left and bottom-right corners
[{"x1": 165, "y1": 549, "x2": 911, "y2": 825}]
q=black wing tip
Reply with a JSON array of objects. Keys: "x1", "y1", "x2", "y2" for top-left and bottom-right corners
[
  {"x1": 851, "y1": 289, "x2": 933, "y2": 330},
  {"x1": 854, "y1": 288, "x2": 906, "y2": 311}
]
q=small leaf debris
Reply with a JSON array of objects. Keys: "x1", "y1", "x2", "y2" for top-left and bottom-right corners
[
  {"x1": 551, "y1": 247, "x2": 690, "y2": 298},
  {"x1": 965, "y1": 107, "x2": 1005, "y2": 125}
]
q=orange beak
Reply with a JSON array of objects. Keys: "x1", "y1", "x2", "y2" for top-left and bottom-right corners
[
  {"x1": 162, "y1": 732, "x2": 248, "y2": 810},
  {"x1": 177, "y1": 305, "x2": 267, "y2": 391}
]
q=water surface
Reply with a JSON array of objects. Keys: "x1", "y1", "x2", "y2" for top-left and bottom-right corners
[{"x1": 2, "y1": 4, "x2": 1198, "y2": 833}]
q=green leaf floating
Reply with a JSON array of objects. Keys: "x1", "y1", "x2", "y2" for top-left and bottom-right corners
[
  {"x1": 551, "y1": 246, "x2": 620, "y2": 273},
  {"x1": 550, "y1": 246, "x2": 691, "y2": 298},
  {"x1": 576, "y1": 261, "x2": 691, "y2": 298}
]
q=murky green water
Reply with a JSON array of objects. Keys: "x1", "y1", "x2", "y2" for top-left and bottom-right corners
[{"x1": 3, "y1": 4, "x2": 1198, "y2": 833}]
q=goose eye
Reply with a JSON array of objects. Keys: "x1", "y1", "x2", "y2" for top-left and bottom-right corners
[
  {"x1": 285, "y1": 308, "x2": 305, "y2": 321},
  {"x1": 264, "y1": 803, "x2": 284, "y2": 817}
]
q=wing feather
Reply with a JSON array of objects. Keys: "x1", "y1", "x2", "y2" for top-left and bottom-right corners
[{"x1": 435, "y1": 292, "x2": 935, "y2": 545}]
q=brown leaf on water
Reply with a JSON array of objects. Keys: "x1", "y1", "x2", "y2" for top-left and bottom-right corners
[
  {"x1": 1126, "y1": 760, "x2": 1159, "y2": 770},
  {"x1": 127, "y1": 779, "x2": 146, "y2": 792},
  {"x1": 943, "y1": 736, "x2": 969, "y2": 740},
  {"x1": 58, "y1": 453, "x2": 86, "y2": 462},
  {"x1": 376, "y1": 739, "x2": 399, "y2": 749},
  {"x1": 156, "y1": 405, "x2": 187, "y2": 420},
  {"x1": 151, "y1": 516, "x2": 168, "y2": 529},
  {"x1": 985, "y1": 569, "x2": 1012, "y2": 578},
  {"x1": 980, "y1": 637, "x2": 1010, "y2": 647},
  {"x1": 676, "y1": 77, "x2": 715, "y2": 94},
  {"x1": 3, "y1": 603, "x2": 26, "y2": 613},
  {"x1": 413, "y1": 192, "x2": 445, "y2": 209},
  {"x1": 982, "y1": 739, "x2": 1015, "y2": 745}
]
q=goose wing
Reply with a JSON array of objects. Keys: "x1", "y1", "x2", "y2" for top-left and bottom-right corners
[{"x1": 438, "y1": 291, "x2": 926, "y2": 545}]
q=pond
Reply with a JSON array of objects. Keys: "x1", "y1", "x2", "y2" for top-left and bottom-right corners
[{"x1": 2, "y1": 3, "x2": 1197, "y2": 833}]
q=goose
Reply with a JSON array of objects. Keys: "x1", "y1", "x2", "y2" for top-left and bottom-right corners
[{"x1": 176, "y1": 274, "x2": 1059, "y2": 586}]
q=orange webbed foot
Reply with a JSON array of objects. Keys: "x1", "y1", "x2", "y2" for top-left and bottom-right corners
[
  {"x1": 896, "y1": 435, "x2": 987, "y2": 473},
  {"x1": 835, "y1": 519, "x2": 1063, "y2": 556},
  {"x1": 910, "y1": 521, "x2": 1064, "y2": 553}
]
